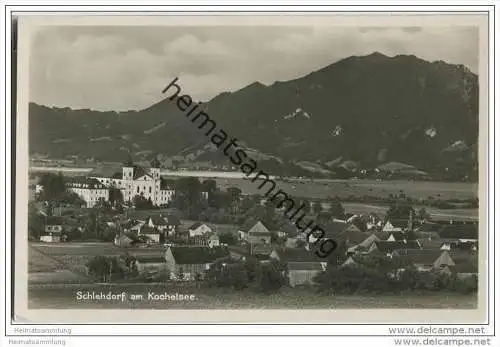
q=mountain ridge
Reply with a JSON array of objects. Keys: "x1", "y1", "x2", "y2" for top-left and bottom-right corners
[{"x1": 28, "y1": 52, "x2": 479, "y2": 181}]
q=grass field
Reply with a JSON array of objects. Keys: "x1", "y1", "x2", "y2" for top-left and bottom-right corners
[
  {"x1": 28, "y1": 284, "x2": 477, "y2": 309},
  {"x1": 28, "y1": 242, "x2": 170, "y2": 284},
  {"x1": 343, "y1": 203, "x2": 478, "y2": 221},
  {"x1": 30, "y1": 165, "x2": 477, "y2": 200},
  {"x1": 213, "y1": 178, "x2": 477, "y2": 200}
]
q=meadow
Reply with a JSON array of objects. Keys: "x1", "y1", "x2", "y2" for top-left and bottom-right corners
[
  {"x1": 213, "y1": 178, "x2": 478, "y2": 201},
  {"x1": 29, "y1": 165, "x2": 478, "y2": 201}
]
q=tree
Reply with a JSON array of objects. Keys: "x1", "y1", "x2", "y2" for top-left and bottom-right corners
[
  {"x1": 94, "y1": 197, "x2": 112, "y2": 211},
  {"x1": 329, "y1": 198, "x2": 345, "y2": 219},
  {"x1": 228, "y1": 263, "x2": 249, "y2": 290},
  {"x1": 385, "y1": 203, "x2": 416, "y2": 229},
  {"x1": 202, "y1": 179, "x2": 218, "y2": 207},
  {"x1": 84, "y1": 210, "x2": 108, "y2": 239},
  {"x1": 177, "y1": 267, "x2": 185, "y2": 281},
  {"x1": 219, "y1": 232, "x2": 237, "y2": 245},
  {"x1": 172, "y1": 177, "x2": 203, "y2": 217},
  {"x1": 240, "y1": 195, "x2": 256, "y2": 212},
  {"x1": 243, "y1": 257, "x2": 259, "y2": 283},
  {"x1": 316, "y1": 211, "x2": 332, "y2": 224},
  {"x1": 28, "y1": 202, "x2": 44, "y2": 240},
  {"x1": 109, "y1": 187, "x2": 124, "y2": 207},
  {"x1": 86, "y1": 256, "x2": 123, "y2": 282},
  {"x1": 300, "y1": 199, "x2": 311, "y2": 214},
  {"x1": 56, "y1": 191, "x2": 85, "y2": 207},
  {"x1": 38, "y1": 172, "x2": 67, "y2": 201},
  {"x1": 263, "y1": 200, "x2": 277, "y2": 228},
  {"x1": 417, "y1": 207, "x2": 430, "y2": 222},
  {"x1": 313, "y1": 201, "x2": 323, "y2": 214},
  {"x1": 212, "y1": 190, "x2": 231, "y2": 211},
  {"x1": 132, "y1": 194, "x2": 154, "y2": 210},
  {"x1": 255, "y1": 259, "x2": 288, "y2": 293},
  {"x1": 227, "y1": 187, "x2": 242, "y2": 214}
]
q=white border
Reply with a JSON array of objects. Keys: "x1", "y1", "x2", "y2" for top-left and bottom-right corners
[{"x1": 2, "y1": 1, "x2": 498, "y2": 343}]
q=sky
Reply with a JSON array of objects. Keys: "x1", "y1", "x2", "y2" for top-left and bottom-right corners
[{"x1": 29, "y1": 25, "x2": 479, "y2": 112}]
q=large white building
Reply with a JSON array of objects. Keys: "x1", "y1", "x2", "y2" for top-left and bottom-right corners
[
  {"x1": 67, "y1": 157, "x2": 175, "y2": 208},
  {"x1": 66, "y1": 177, "x2": 109, "y2": 208}
]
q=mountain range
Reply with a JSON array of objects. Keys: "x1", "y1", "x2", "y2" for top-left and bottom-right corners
[{"x1": 28, "y1": 52, "x2": 479, "y2": 181}]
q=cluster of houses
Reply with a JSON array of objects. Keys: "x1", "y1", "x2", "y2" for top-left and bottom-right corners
[
  {"x1": 90, "y1": 209, "x2": 479, "y2": 286},
  {"x1": 33, "y1": 158, "x2": 479, "y2": 287},
  {"x1": 114, "y1": 214, "x2": 221, "y2": 249}
]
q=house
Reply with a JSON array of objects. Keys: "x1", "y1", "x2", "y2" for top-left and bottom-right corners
[
  {"x1": 40, "y1": 216, "x2": 64, "y2": 242},
  {"x1": 165, "y1": 246, "x2": 230, "y2": 280},
  {"x1": 146, "y1": 215, "x2": 170, "y2": 232},
  {"x1": 285, "y1": 236, "x2": 305, "y2": 249},
  {"x1": 308, "y1": 219, "x2": 349, "y2": 243},
  {"x1": 114, "y1": 232, "x2": 139, "y2": 247},
  {"x1": 341, "y1": 231, "x2": 389, "y2": 254},
  {"x1": 134, "y1": 255, "x2": 168, "y2": 278},
  {"x1": 345, "y1": 222, "x2": 364, "y2": 232},
  {"x1": 438, "y1": 224, "x2": 478, "y2": 249},
  {"x1": 394, "y1": 249, "x2": 445, "y2": 272},
  {"x1": 287, "y1": 262, "x2": 324, "y2": 287},
  {"x1": 276, "y1": 221, "x2": 306, "y2": 248},
  {"x1": 382, "y1": 220, "x2": 404, "y2": 233},
  {"x1": 432, "y1": 250, "x2": 458, "y2": 274},
  {"x1": 139, "y1": 226, "x2": 161, "y2": 243},
  {"x1": 122, "y1": 219, "x2": 145, "y2": 234},
  {"x1": 65, "y1": 177, "x2": 110, "y2": 208},
  {"x1": 453, "y1": 256, "x2": 479, "y2": 279},
  {"x1": 386, "y1": 230, "x2": 419, "y2": 242},
  {"x1": 189, "y1": 232, "x2": 220, "y2": 248},
  {"x1": 188, "y1": 222, "x2": 213, "y2": 237},
  {"x1": 341, "y1": 256, "x2": 358, "y2": 267},
  {"x1": 163, "y1": 214, "x2": 181, "y2": 236},
  {"x1": 270, "y1": 248, "x2": 327, "y2": 287},
  {"x1": 417, "y1": 238, "x2": 449, "y2": 251},
  {"x1": 239, "y1": 221, "x2": 273, "y2": 244},
  {"x1": 372, "y1": 240, "x2": 422, "y2": 256},
  {"x1": 249, "y1": 243, "x2": 274, "y2": 257}
]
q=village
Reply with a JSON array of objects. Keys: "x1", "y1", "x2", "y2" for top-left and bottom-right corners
[{"x1": 28, "y1": 157, "x2": 479, "y2": 295}]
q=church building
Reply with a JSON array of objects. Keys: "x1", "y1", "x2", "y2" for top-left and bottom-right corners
[{"x1": 67, "y1": 156, "x2": 175, "y2": 208}]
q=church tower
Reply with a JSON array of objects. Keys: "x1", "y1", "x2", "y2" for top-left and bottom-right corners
[
  {"x1": 150, "y1": 156, "x2": 161, "y2": 180},
  {"x1": 122, "y1": 154, "x2": 135, "y2": 180}
]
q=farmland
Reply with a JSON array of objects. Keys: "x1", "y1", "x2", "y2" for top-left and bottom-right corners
[
  {"x1": 29, "y1": 165, "x2": 478, "y2": 201},
  {"x1": 343, "y1": 203, "x2": 478, "y2": 221},
  {"x1": 28, "y1": 242, "x2": 171, "y2": 284},
  {"x1": 213, "y1": 177, "x2": 478, "y2": 201}
]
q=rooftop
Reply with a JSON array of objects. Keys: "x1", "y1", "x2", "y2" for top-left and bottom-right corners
[
  {"x1": 273, "y1": 248, "x2": 324, "y2": 263},
  {"x1": 288, "y1": 262, "x2": 323, "y2": 271},
  {"x1": 438, "y1": 224, "x2": 478, "y2": 240},
  {"x1": 169, "y1": 246, "x2": 230, "y2": 264}
]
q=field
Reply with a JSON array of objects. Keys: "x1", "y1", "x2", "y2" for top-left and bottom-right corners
[
  {"x1": 28, "y1": 242, "x2": 172, "y2": 283},
  {"x1": 343, "y1": 203, "x2": 478, "y2": 221},
  {"x1": 28, "y1": 283, "x2": 477, "y2": 310},
  {"x1": 29, "y1": 165, "x2": 477, "y2": 201},
  {"x1": 213, "y1": 178, "x2": 478, "y2": 201}
]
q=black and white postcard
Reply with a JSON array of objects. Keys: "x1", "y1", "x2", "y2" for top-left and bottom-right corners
[{"x1": 12, "y1": 12, "x2": 490, "y2": 326}]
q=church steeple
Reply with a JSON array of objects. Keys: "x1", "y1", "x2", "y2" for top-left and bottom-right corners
[
  {"x1": 124, "y1": 153, "x2": 134, "y2": 167},
  {"x1": 150, "y1": 155, "x2": 161, "y2": 180},
  {"x1": 150, "y1": 155, "x2": 161, "y2": 169}
]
